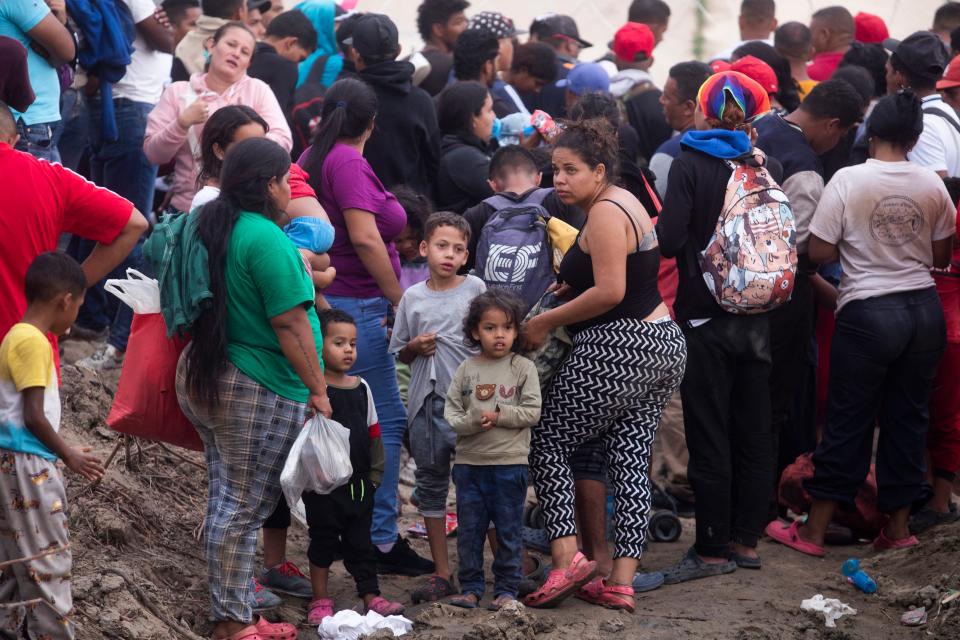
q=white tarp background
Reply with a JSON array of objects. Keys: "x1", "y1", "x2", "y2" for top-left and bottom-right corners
[{"x1": 288, "y1": 1, "x2": 947, "y2": 85}]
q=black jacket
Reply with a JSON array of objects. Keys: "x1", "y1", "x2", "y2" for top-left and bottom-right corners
[
  {"x1": 359, "y1": 60, "x2": 441, "y2": 197},
  {"x1": 656, "y1": 145, "x2": 783, "y2": 323},
  {"x1": 624, "y1": 88, "x2": 673, "y2": 164},
  {"x1": 248, "y1": 42, "x2": 298, "y2": 115},
  {"x1": 461, "y1": 187, "x2": 586, "y2": 271},
  {"x1": 435, "y1": 133, "x2": 493, "y2": 213}
]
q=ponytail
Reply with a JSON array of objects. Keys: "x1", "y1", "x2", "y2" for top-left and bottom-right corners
[{"x1": 302, "y1": 78, "x2": 378, "y2": 192}]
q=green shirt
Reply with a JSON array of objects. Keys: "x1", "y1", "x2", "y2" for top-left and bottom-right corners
[{"x1": 226, "y1": 211, "x2": 322, "y2": 402}]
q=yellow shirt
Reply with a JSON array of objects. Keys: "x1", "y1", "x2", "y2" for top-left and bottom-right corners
[{"x1": 0, "y1": 323, "x2": 59, "y2": 460}]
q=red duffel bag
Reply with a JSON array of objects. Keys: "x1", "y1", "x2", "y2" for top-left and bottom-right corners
[{"x1": 104, "y1": 272, "x2": 202, "y2": 451}]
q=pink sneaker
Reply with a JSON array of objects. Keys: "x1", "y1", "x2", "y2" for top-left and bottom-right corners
[
  {"x1": 366, "y1": 595, "x2": 405, "y2": 616},
  {"x1": 307, "y1": 598, "x2": 334, "y2": 625}
]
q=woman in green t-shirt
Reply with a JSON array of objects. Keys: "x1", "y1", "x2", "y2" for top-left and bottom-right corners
[{"x1": 176, "y1": 137, "x2": 331, "y2": 640}]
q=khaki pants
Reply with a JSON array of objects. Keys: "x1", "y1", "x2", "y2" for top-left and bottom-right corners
[{"x1": 652, "y1": 390, "x2": 694, "y2": 503}]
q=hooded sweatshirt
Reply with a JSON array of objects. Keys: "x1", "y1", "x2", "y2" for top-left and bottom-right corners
[
  {"x1": 174, "y1": 15, "x2": 228, "y2": 78},
  {"x1": 435, "y1": 133, "x2": 494, "y2": 213},
  {"x1": 359, "y1": 60, "x2": 441, "y2": 197},
  {"x1": 656, "y1": 129, "x2": 783, "y2": 322},
  {"x1": 296, "y1": 0, "x2": 343, "y2": 89},
  {"x1": 144, "y1": 73, "x2": 292, "y2": 212}
]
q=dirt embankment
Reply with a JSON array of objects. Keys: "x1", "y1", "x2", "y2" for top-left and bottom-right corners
[{"x1": 57, "y1": 342, "x2": 959, "y2": 640}]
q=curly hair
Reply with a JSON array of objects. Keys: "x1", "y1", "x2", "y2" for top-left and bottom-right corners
[
  {"x1": 554, "y1": 117, "x2": 620, "y2": 181},
  {"x1": 462, "y1": 289, "x2": 526, "y2": 353},
  {"x1": 416, "y1": 0, "x2": 469, "y2": 42}
]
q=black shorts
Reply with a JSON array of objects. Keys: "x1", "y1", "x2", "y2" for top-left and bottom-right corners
[{"x1": 571, "y1": 436, "x2": 607, "y2": 483}]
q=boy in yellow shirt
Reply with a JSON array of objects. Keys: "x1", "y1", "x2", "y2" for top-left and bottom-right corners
[{"x1": 0, "y1": 252, "x2": 104, "y2": 639}]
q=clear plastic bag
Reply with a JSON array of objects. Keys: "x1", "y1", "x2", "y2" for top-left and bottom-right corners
[
  {"x1": 104, "y1": 269, "x2": 161, "y2": 314},
  {"x1": 280, "y1": 415, "x2": 353, "y2": 507}
]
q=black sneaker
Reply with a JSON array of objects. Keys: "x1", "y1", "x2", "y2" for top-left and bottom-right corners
[{"x1": 375, "y1": 535, "x2": 435, "y2": 576}]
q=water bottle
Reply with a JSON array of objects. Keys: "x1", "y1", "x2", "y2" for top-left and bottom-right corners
[
  {"x1": 496, "y1": 112, "x2": 535, "y2": 146},
  {"x1": 842, "y1": 558, "x2": 877, "y2": 594}
]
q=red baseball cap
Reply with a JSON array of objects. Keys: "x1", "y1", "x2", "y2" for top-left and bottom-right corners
[
  {"x1": 938, "y1": 55, "x2": 960, "y2": 89},
  {"x1": 612, "y1": 22, "x2": 654, "y2": 62},
  {"x1": 854, "y1": 12, "x2": 889, "y2": 44},
  {"x1": 730, "y1": 55, "x2": 778, "y2": 94},
  {"x1": 710, "y1": 59, "x2": 732, "y2": 73}
]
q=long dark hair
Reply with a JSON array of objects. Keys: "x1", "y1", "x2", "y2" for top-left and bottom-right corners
[
  {"x1": 198, "y1": 105, "x2": 269, "y2": 185},
  {"x1": 301, "y1": 78, "x2": 377, "y2": 191},
  {"x1": 185, "y1": 137, "x2": 292, "y2": 405}
]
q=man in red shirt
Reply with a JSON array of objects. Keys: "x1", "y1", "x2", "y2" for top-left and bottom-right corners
[
  {"x1": 807, "y1": 6, "x2": 854, "y2": 81},
  {"x1": 0, "y1": 102, "x2": 149, "y2": 362}
]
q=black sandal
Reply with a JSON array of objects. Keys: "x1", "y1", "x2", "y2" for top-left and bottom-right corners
[{"x1": 411, "y1": 575, "x2": 456, "y2": 604}]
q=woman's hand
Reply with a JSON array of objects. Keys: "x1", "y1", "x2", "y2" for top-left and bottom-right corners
[
  {"x1": 178, "y1": 100, "x2": 210, "y2": 129},
  {"x1": 308, "y1": 393, "x2": 332, "y2": 418},
  {"x1": 548, "y1": 282, "x2": 573, "y2": 300},
  {"x1": 522, "y1": 314, "x2": 553, "y2": 352}
]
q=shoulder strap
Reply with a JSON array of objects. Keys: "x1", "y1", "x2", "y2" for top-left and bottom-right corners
[
  {"x1": 598, "y1": 199, "x2": 641, "y2": 248},
  {"x1": 482, "y1": 194, "x2": 520, "y2": 211},
  {"x1": 522, "y1": 188, "x2": 552, "y2": 207},
  {"x1": 923, "y1": 107, "x2": 960, "y2": 137},
  {"x1": 305, "y1": 54, "x2": 330, "y2": 88}
]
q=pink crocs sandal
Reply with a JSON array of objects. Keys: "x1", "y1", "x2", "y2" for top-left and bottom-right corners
[
  {"x1": 523, "y1": 551, "x2": 597, "y2": 609},
  {"x1": 873, "y1": 528, "x2": 919, "y2": 552},
  {"x1": 366, "y1": 595, "x2": 405, "y2": 616},
  {"x1": 222, "y1": 626, "x2": 263, "y2": 640},
  {"x1": 764, "y1": 520, "x2": 825, "y2": 557},
  {"x1": 253, "y1": 617, "x2": 297, "y2": 640},
  {"x1": 307, "y1": 598, "x2": 334, "y2": 626}
]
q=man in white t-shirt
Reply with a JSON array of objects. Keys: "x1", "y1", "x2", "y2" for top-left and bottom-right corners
[
  {"x1": 886, "y1": 31, "x2": 959, "y2": 177},
  {"x1": 71, "y1": 0, "x2": 174, "y2": 371}
]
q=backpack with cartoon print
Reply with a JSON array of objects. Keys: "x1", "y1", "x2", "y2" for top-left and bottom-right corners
[{"x1": 698, "y1": 149, "x2": 797, "y2": 314}]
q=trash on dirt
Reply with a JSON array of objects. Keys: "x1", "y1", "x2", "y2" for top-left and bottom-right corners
[
  {"x1": 841, "y1": 558, "x2": 877, "y2": 594},
  {"x1": 900, "y1": 607, "x2": 928, "y2": 627},
  {"x1": 317, "y1": 609, "x2": 413, "y2": 639},
  {"x1": 800, "y1": 594, "x2": 857, "y2": 627},
  {"x1": 941, "y1": 590, "x2": 960, "y2": 606}
]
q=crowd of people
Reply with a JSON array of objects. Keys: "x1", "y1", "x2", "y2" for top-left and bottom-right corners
[{"x1": 1, "y1": 0, "x2": 960, "y2": 638}]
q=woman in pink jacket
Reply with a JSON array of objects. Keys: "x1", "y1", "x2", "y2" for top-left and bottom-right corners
[{"x1": 144, "y1": 22, "x2": 292, "y2": 213}]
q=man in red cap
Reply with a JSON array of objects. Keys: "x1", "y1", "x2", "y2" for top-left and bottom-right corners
[
  {"x1": 937, "y1": 53, "x2": 960, "y2": 112},
  {"x1": 731, "y1": 55, "x2": 780, "y2": 109},
  {"x1": 854, "y1": 11, "x2": 888, "y2": 44},
  {"x1": 711, "y1": 0, "x2": 777, "y2": 62},
  {"x1": 609, "y1": 21, "x2": 673, "y2": 164}
]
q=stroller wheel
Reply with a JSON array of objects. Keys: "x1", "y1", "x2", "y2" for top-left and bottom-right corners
[{"x1": 649, "y1": 510, "x2": 683, "y2": 543}]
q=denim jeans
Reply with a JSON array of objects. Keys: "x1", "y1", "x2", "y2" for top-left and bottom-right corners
[
  {"x1": 325, "y1": 295, "x2": 407, "y2": 545},
  {"x1": 408, "y1": 393, "x2": 456, "y2": 519},
  {"x1": 453, "y1": 464, "x2": 528, "y2": 599},
  {"x1": 87, "y1": 98, "x2": 158, "y2": 215},
  {"x1": 57, "y1": 88, "x2": 90, "y2": 172},
  {"x1": 15, "y1": 119, "x2": 61, "y2": 163},
  {"x1": 681, "y1": 314, "x2": 773, "y2": 557},
  {"x1": 806, "y1": 288, "x2": 945, "y2": 512}
]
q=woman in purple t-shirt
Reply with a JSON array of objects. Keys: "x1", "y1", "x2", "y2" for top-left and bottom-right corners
[{"x1": 299, "y1": 78, "x2": 432, "y2": 574}]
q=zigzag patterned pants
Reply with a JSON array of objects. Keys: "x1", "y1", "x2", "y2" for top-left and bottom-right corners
[{"x1": 531, "y1": 318, "x2": 687, "y2": 559}]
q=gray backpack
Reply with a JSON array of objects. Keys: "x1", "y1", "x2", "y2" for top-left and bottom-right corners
[{"x1": 473, "y1": 189, "x2": 556, "y2": 312}]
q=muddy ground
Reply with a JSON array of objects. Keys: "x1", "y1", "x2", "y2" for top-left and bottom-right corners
[{"x1": 57, "y1": 340, "x2": 960, "y2": 640}]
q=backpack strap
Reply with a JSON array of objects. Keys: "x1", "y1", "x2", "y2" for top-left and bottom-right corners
[
  {"x1": 923, "y1": 107, "x2": 960, "y2": 137},
  {"x1": 305, "y1": 54, "x2": 330, "y2": 87},
  {"x1": 522, "y1": 188, "x2": 552, "y2": 207},
  {"x1": 482, "y1": 194, "x2": 520, "y2": 210}
]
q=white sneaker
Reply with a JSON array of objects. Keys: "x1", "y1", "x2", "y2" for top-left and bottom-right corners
[{"x1": 77, "y1": 345, "x2": 124, "y2": 371}]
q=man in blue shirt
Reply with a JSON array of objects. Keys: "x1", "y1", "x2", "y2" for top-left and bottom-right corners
[{"x1": 0, "y1": 0, "x2": 75, "y2": 161}]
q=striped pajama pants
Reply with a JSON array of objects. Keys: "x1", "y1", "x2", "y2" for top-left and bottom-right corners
[
  {"x1": 176, "y1": 356, "x2": 305, "y2": 623},
  {"x1": 530, "y1": 318, "x2": 687, "y2": 560}
]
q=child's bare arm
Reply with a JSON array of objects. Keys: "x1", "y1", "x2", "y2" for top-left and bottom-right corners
[
  {"x1": 22, "y1": 388, "x2": 104, "y2": 481},
  {"x1": 399, "y1": 333, "x2": 436, "y2": 364}
]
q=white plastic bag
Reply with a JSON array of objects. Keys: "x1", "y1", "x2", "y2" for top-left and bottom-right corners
[
  {"x1": 104, "y1": 269, "x2": 161, "y2": 314},
  {"x1": 801, "y1": 594, "x2": 857, "y2": 627},
  {"x1": 280, "y1": 415, "x2": 353, "y2": 507},
  {"x1": 318, "y1": 610, "x2": 412, "y2": 639}
]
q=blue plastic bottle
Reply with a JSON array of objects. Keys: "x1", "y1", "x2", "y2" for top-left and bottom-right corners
[{"x1": 842, "y1": 558, "x2": 877, "y2": 594}]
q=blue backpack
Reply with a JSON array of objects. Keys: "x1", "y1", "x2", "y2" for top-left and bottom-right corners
[
  {"x1": 473, "y1": 189, "x2": 556, "y2": 313},
  {"x1": 67, "y1": 0, "x2": 136, "y2": 141}
]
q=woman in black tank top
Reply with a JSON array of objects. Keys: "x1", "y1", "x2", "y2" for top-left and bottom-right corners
[{"x1": 521, "y1": 119, "x2": 687, "y2": 612}]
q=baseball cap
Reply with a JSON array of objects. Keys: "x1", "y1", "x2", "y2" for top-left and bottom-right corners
[
  {"x1": 558, "y1": 62, "x2": 610, "y2": 95},
  {"x1": 937, "y1": 55, "x2": 960, "y2": 90},
  {"x1": 343, "y1": 13, "x2": 399, "y2": 62},
  {"x1": 710, "y1": 59, "x2": 732, "y2": 73},
  {"x1": 854, "y1": 12, "x2": 889, "y2": 44},
  {"x1": 470, "y1": 11, "x2": 525, "y2": 39},
  {"x1": 730, "y1": 55, "x2": 779, "y2": 94},
  {"x1": 531, "y1": 14, "x2": 592, "y2": 48},
  {"x1": 698, "y1": 71, "x2": 771, "y2": 121},
  {"x1": 611, "y1": 22, "x2": 654, "y2": 63},
  {"x1": 248, "y1": 0, "x2": 271, "y2": 12},
  {"x1": 883, "y1": 31, "x2": 950, "y2": 83}
]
